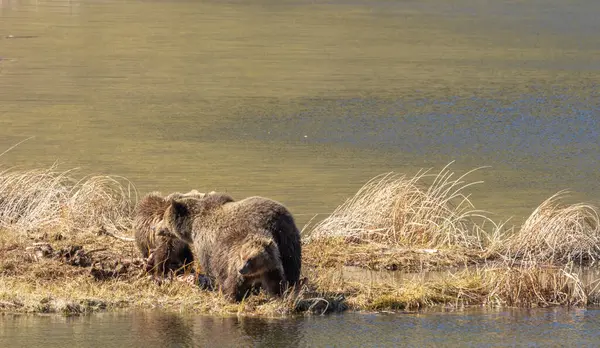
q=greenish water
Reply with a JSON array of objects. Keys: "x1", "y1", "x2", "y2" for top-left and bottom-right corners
[
  {"x1": 1, "y1": 0, "x2": 600, "y2": 344},
  {"x1": 1, "y1": 0, "x2": 599, "y2": 229},
  {"x1": 3, "y1": 308, "x2": 600, "y2": 347}
]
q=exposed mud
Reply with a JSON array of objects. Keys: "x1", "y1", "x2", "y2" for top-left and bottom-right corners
[{"x1": 24, "y1": 242, "x2": 145, "y2": 281}]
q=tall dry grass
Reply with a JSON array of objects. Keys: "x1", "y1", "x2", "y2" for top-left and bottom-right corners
[
  {"x1": 481, "y1": 264, "x2": 597, "y2": 307},
  {"x1": 502, "y1": 191, "x2": 600, "y2": 265},
  {"x1": 0, "y1": 164, "x2": 136, "y2": 235},
  {"x1": 307, "y1": 163, "x2": 503, "y2": 250}
]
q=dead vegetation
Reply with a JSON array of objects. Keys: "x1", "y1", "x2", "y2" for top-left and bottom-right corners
[
  {"x1": 300, "y1": 164, "x2": 600, "y2": 311},
  {"x1": 306, "y1": 164, "x2": 500, "y2": 250},
  {"x1": 300, "y1": 258, "x2": 600, "y2": 312},
  {"x1": 304, "y1": 164, "x2": 507, "y2": 271},
  {"x1": 501, "y1": 191, "x2": 600, "y2": 265},
  {"x1": 2, "y1": 157, "x2": 600, "y2": 316},
  {"x1": 480, "y1": 264, "x2": 595, "y2": 308},
  {"x1": 0, "y1": 165, "x2": 135, "y2": 235},
  {"x1": 302, "y1": 237, "x2": 484, "y2": 272},
  {"x1": 0, "y1": 230, "x2": 346, "y2": 317}
]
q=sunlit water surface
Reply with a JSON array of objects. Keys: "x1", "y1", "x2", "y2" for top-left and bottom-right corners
[
  {"x1": 1, "y1": 0, "x2": 598, "y2": 228},
  {"x1": 3, "y1": 308, "x2": 600, "y2": 347}
]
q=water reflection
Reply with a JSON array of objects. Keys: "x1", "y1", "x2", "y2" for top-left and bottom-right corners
[
  {"x1": 127, "y1": 311, "x2": 307, "y2": 347},
  {"x1": 3, "y1": 308, "x2": 600, "y2": 347},
  {"x1": 130, "y1": 311, "x2": 195, "y2": 347}
]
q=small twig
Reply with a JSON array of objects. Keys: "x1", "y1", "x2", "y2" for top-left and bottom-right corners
[{"x1": 0, "y1": 136, "x2": 35, "y2": 158}]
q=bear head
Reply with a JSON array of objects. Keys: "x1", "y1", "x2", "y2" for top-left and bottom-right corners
[
  {"x1": 154, "y1": 192, "x2": 234, "y2": 244},
  {"x1": 154, "y1": 197, "x2": 196, "y2": 244},
  {"x1": 237, "y1": 236, "x2": 280, "y2": 277}
]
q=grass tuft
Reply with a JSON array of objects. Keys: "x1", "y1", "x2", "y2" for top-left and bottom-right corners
[
  {"x1": 502, "y1": 191, "x2": 600, "y2": 265},
  {"x1": 481, "y1": 264, "x2": 592, "y2": 307},
  {"x1": 307, "y1": 163, "x2": 500, "y2": 250},
  {"x1": 0, "y1": 165, "x2": 136, "y2": 236}
]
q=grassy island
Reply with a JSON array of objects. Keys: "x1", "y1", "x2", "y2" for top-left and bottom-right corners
[{"x1": 1, "y1": 163, "x2": 599, "y2": 317}]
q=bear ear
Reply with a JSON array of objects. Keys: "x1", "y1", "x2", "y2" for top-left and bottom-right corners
[{"x1": 169, "y1": 200, "x2": 189, "y2": 219}]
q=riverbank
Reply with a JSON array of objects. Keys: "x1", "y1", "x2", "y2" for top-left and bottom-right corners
[{"x1": 1, "y1": 164, "x2": 599, "y2": 317}]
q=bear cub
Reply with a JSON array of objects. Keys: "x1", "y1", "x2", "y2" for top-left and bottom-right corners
[{"x1": 134, "y1": 190, "x2": 208, "y2": 275}]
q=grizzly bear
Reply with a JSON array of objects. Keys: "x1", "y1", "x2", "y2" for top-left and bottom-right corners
[
  {"x1": 155, "y1": 194, "x2": 302, "y2": 301},
  {"x1": 134, "y1": 190, "x2": 209, "y2": 275}
]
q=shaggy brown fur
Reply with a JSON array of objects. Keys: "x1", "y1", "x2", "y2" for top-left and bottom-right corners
[
  {"x1": 165, "y1": 189, "x2": 214, "y2": 201},
  {"x1": 134, "y1": 191, "x2": 204, "y2": 275},
  {"x1": 218, "y1": 235, "x2": 285, "y2": 301},
  {"x1": 156, "y1": 194, "x2": 301, "y2": 301}
]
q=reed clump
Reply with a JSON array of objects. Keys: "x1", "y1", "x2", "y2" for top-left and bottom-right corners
[
  {"x1": 0, "y1": 165, "x2": 135, "y2": 236},
  {"x1": 501, "y1": 191, "x2": 600, "y2": 265},
  {"x1": 307, "y1": 164, "x2": 497, "y2": 249},
  {"x1": 304, "y1": 164, "x2": 505, "y2": 271},
  {"x1": 480, "y1": 264, "x2": 593, "y2": 307},
  {"x1": 299, "y1": 165, "x2": 600, "y2": 312}
]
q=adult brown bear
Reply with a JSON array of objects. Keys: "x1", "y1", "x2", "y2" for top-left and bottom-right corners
[{"x1": 155, "y1": 194, "x2": 302, "y2": 301}]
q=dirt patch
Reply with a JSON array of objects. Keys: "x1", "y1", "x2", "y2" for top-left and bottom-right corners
[{"x1": 24, "y1": 241, "x2": 149, "y2": 281}]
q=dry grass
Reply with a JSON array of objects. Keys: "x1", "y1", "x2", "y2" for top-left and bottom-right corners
[
  {"x1": 304, "y1": 166, "x2": 600, "y2": 272},
  {"x1": 2, "y1": 156, "x2": 600, "y2": 317},
  {"x1": 0, "y1": 164, "x2": 136, "y2": 236},
  {"x1": 307, "y1": 163, "x2": 502, "y2": 250},
  {"x1": 0, "y1": 156, "x2": 345, "y2": 317},
  {"x1": 296, "y1": 166, "x2": 600, "y2": 312},
  {"x1": 0, "y1": 230, "x2": 346, "y2": 317},
  {"x1": 306, "y1": 265, "x2": 486, "y2": 311},
  {"x1": 2, "y1": 221, "x2": 600, "y2": 316},
  {"x1": 3, "y1": 227, "x2": 599, "y2": 317},
  {"x1": 302, "y1": 237, "x2": 484, "y2": 272},
  {"x1": 501, "y1": 191, "x2": 600, "y2": 265},
  {"x1": 303, "y1": 164, "x2": 508, "y2": 272},
  {"x1": 480, "y1": 263, "x2": 600, "y2": 308},
  {"x1": 302, "y1": 263, "x2": 600, "y2": 312}
]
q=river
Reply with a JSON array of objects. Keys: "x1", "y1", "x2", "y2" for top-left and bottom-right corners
[{"x1": 3, "y1": 308, "x2": 600, "y2": 347}]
